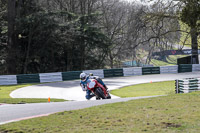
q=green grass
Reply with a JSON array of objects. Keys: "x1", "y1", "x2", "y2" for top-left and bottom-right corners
[
  {"x1": 0, "y1": 98, "x2": 66, "y2": 104},
  {"x1": 179, "y1": 21, "x2": 200, "y2": 48},
  {"x1": 111, "y1": 81, "x2": 175, "y2": 97},
  {"x1": 150, "y1": 55, "x2": 188, "y2": 66},
  {"x1": 0, "y1": 84, "x2": 66, "y2": 104},
  {"x1": 179, "y1": 21, "x2": 191, "y2": 46},
  {"x1": 1, "y1": 92, "x2": 200, "y2": 132},
  {"x1": 151, "y1": 59, "x2": 172, "y2": 66}
]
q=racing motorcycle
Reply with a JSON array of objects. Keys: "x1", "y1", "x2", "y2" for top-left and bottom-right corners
[{"x1": 87, "y1": 79, "x2": 111, "y2": 100}]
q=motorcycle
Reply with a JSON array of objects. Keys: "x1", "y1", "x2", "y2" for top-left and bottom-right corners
[{"x1": 87, "y1": 79, "x2": 111, "y2": 100}]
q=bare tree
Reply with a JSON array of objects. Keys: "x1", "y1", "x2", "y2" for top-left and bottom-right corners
[
  {"x1": 98, "y1": 0, "x2": 134, "y2": 68},
  {"x1": 132, "y1": 0, "x2": 181, "y2": 65}
]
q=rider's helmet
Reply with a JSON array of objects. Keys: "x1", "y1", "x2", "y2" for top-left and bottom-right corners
[{"x1": 80, "y1": 73, "x2": 87, "y2": 81}]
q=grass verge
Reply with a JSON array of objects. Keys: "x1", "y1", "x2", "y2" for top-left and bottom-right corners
[
  {"x1": 111, "y1": 81, "x2": 175, "y2": 97},
  {"x1": 150, "y1": 55, "x2": 188, "y2": 66},
  {"x1": 1, "y1": 92, "x2": 200, "y2": 132},
  {"x1": 0, "y1": 84, "x2": 66, "y2": 104}
]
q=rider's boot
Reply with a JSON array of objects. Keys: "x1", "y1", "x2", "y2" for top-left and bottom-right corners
[{"x1": 103, "y1": 85, "x2": 108, "y2": 90}]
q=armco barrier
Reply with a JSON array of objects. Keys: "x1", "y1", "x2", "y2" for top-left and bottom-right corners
[
  {"x1": 83, "y1": 69, "x2": 104, "y2": 78},
  {"x1": 62, "y1": 71, "x2": 82, "y2": 81},
  {"x1": 0, "y1": 64, "x2": 200, "y2": 85},
  {"x1": 192, "y1": 64, "x2": 200, "y2": 71},
  {"x1": 160, "y1": 65, "x2": 178, "y2": 74},
  {"x1": 17, "y1": 74, "x2": 40, "y2": 84},
  {"x1": 0, "y1": 75, "x2": 17, "y2": 85},
  {"x1": 142, "y1": 67, "x2": 160, "y2": 75},
  {"x1": 39, "y1": 72, "x2": 62, "y2": 83},
  {"x1": 178, "y1": 64, "x2": 192, "y2": 73},
  {"x1": 104, "y1": 69, "x2": 123, "y2": 78},
  {"x1": 123, "y1": 67, "x2": 142, "y2": 76},
  {"x1": 175, "y1": 78, "x2": 200, "y2": 93}
]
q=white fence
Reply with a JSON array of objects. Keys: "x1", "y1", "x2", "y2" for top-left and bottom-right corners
[
  {"x1": 176, "y1": 78, "x2": 200, "y2": 93},
  {"x1": 39, "y1": 72, "x2": 63, "y2": 83},
  {"x1": 1, "y1": 64, "x2": 200, "y2": 85},
  {"x1": 83, "y1": 69, "x2": 104, "y2": 78},
  {"x1": 160, "y1": 65, "x2": 178, "y2": 74},
  {"x1": 192, "y1": 64, "x2": 200, "y2": 71},
  {"x1": 123, "y1": 67, "x2": 142, "y2": 76},
  {"x1": 0, "y1": 75, "x2": 17, "y2": 85}
]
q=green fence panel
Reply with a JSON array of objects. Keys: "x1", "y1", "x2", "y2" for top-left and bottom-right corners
[
  {"x1": 178, "y1": 64, "x2": 192, "y2": 73},
  {"x1": 104, "y1": 69, "x2": 123, "y2": 78},
  {"x1": 142, "y1": 67, "x2": 160, "y2": 75},
  {"x1": 62, "y1": 71, "x2": 82, "y2": 81},
  {"x1": 17, "y1": 74, "x2": 40, "y2": 84}
]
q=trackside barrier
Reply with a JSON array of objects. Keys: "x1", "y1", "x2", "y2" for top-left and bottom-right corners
[
  {"x1": 123, "y1": 67, "x2": 142, "y2": 76},
  {"x1": 175, "y1": 78, "x2": 200, "y2": 93},
  {"x1": 192, "y1": 64, "x2": 200, "y2": 71},
  {"x1": 83, "y1": 69, "x2": 104, "y2": 78},
  {"x1": 1, "y1": 64, "x2": 200, "y2": 85},
  {"x1": 39, "y1": 72, "x2": 62, "y2": 83},
  {"x1": 0, "y1": 75, "x2": 17, "y2": 85},
  {"x1": 160, "y1": 65, "x2": 178, "y2": 74},
  {"x1": 142, "y1": 67, "x2": 160, "y2": 75},
  {"x1": 178, "y1": 64, "x2": 192, "y2": 73},
  {"x1": 62, "y1": 71, "x2": 82, "y2": 81},
  {"x1": 104, "y1": 69, "x2": 123, "y2": 78},
  {"x1": 17, "y1": 74, "x2": 40, "y2": 84}
]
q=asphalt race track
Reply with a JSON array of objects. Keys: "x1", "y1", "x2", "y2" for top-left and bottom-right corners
[{"x1": 1, "y1": 72, "x2": 200, "y2": 125}]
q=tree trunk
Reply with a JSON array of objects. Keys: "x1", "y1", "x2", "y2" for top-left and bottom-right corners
[
  {"x1": 191, "y1": 27, "x2": 199, "y2": 64},
  {"x1": 7, "y1": 0, "x2": 17, "y2": 74},
  {"x1": 109, "y1": 51, "x2": 113, "y2": 68},
  {"x1": 23, "y1": 30, "x2": 32, "y2": 74}
]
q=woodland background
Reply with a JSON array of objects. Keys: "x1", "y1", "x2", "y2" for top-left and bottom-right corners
[{"x1": 0, "y1": 0, "x2": 199, "y2": 74}]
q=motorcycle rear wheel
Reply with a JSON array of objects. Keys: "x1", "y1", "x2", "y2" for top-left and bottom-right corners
[{"x1": 107, "y1": 93, "x2": 111, "y2": 99}]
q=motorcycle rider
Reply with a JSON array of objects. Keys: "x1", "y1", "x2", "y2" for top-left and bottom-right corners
[{"x1": 80, "y1": 72, "x2": 108, "y2": 100}]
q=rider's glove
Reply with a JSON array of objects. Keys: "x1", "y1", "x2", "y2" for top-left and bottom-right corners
[{"x1": 81, "y1": 84, "x2": 87, "y2": 91}]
